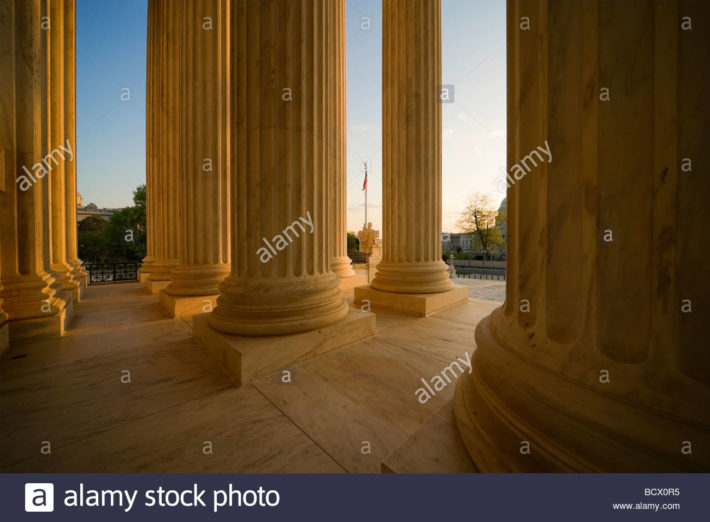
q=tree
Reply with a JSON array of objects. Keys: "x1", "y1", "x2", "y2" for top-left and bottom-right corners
[
  {"x1": 456, "y1": 193, "x2": 504, "y2": 259},
  {"x1": 103, "y1": 185, "x2": 146, "y2": 262},
  {"x1": 133, "y1": 184, "x2": 146, "y2": 208},
  {"x1": 103, "y1": 205, "x2": 146, "y2": 262},
  {"x1": 76, "y1": 185, "x2": 147, "y2": 263},
  {"x1": 347, "y1": 232, "x2": 359, "y2": 252},
  {"x1": 78, "y1": 215, "x2": 109, "y2": 262}
]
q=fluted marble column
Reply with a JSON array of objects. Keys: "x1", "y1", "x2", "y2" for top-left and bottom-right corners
[
  {"x1": 164, "y1": 0, "x2": 230, "y2": 299},
  {"x1": 140, "y1": 0, "x2": 159, "y2": 281},
  {"x1": 48, "y1": 0, "x2": 77, "y2": 296},
  {"x1": 329, "y1": 0, "x2": 354, "y2": 280},
  {"x1": 0, "y1": 0, "x2": 68, "y2": 340},
  {"x1": 63, "y1": 0, "x2": 86, "y2": 293},
  {"x1": 147, "y1": 0, "x2": 180, "y2": 285},
  {"x1": 208, "y1": 0, "x2": 348, "y2": 336},
  {"x1": 454, "y1": 0, "x2": 710, "y2": 472},
  {"x1": 370, "y1": 0, "x2": 452, "y2": 294}
]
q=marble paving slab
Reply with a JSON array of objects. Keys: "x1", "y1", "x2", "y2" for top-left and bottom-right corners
[
  {"x1": 382, "y1": 400, "x2": 477, "y2": 473},
  {"x1": 253, "y1": 303, "x2": 484, "y2": 472},
  {"x1": 4, "y1": 387, "x2": 343, "y2": 473}
]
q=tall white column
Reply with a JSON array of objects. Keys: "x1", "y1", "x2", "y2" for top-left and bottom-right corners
[
  {"x1": 161, "y1": 0, "x2": 231, "y2": 314},
  {"x1": 140, "y1": 0, "x2": 159, "y2": 281},
  {"x1": 354, "y1": 0, "x2": 466, "y2": 316},
  {"x1": 146, "y1": 0, "x2": 180, "y2": 289},
  {"x1": 0, "y1": 0, "x2": 70, "y2": 341},
  {"x1": 454, "y1": 0, "x2": 710, "y2": 472},
  {"x1": 329, "y1": 0, "x2": 354, "y2": 280},
  {"x1": 208, "y1": 0, "x2": 349, "y2": 336},
  {"x1": 62, "y1": 0, "x2": 86, "y2": 295}
]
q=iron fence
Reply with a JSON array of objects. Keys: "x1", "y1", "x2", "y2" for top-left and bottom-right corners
[
  {"x1": 454, "y1": 272, "x2": 506, "y2": 281},
  {"x1": 348, "y1": 251, "x2": 370, "y2": 264},
  {"x1": 85, "y1": 262, "x2": 139, "y2": 285}
]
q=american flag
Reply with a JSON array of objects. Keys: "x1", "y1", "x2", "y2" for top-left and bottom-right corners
[{"x1": 362, "y1": 171, "x2": 368, "y2": 191}]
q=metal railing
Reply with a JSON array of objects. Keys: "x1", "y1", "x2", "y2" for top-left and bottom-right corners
[
  {"x1": 85, "y1": 262, "x2": 139, "y2": 285},
  {"x1": 454, "y1": 272, "x2": 506, "y2": 281},
  {"x1": 348, "y1": 251, "x2": 370, "y2": 264}
]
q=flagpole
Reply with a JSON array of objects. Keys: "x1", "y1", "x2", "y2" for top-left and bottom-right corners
[{"x1": 364, "y1": 166, "x2": 368, "y2": 228}]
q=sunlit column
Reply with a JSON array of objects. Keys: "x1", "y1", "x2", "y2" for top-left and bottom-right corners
[
  {"x1": 48, "y1": 0, "x2": 77, "y2": 296},
  {"x1": 0, "y1": 0, "x2": 67, "y2": 340},
  {"x1": 147, "y1": 0, "x2": 180, "y2": 285},
  {"x1": 140, "y1": 0, "x2": 159, "y2": 281},
  {"x1": 329, "y1": 0, "x2": 354, "y2": 280},
  {"x1": 163, "y1": 0, "x2": 231, "y2": 300},
  {"x1": 370, "y1": 0, "x2": 452, "y2": 294},
  {"x1": 454, "y1": 0, "x2": 710, "y2": 472},
  {"x1": 63, "y1": 0, "x2": 86, "y2": 293},
  {"x1": 208, "y1": 0, "x2": 349, "y2": 335}
]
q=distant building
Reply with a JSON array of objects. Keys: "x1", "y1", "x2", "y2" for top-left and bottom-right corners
[
  {"x1": 76, "y1": 193, "x2": 121, "y2": 222},
  {"x1": 442, "y1": 232, "x2": 475, "y2": 252},
  {"x1": 497, "y1": 197, "x2": 507, "y2": 246},
  {"x1": 443, "y1": 198, "x2": 507, "y2": 257}
]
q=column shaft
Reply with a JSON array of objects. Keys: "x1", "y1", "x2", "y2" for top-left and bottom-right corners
[
  {"x1": 209, "y1": 0, "x2": 348, "y2": 336},
  {"x1": 48, "y1": 0, "x2": 75, "y2": 293},
  {"x1": 454, "y1": 0, "x2": 710, "y2": 472},
  {"x1": 329, "y1": 0, "x2": 354, "y2": 279},
  {"x1": 165, "y1": 0, "x2": 230, "y2": 296},
  {"x1": 0, "y1": 0, "x2": 67, "y2": 336},
  {"x1": 148, "y1": 0, "x2": 180, "y2": 282},
  {"x1": 141, "y1": 0, "x2": 159, "y2": 278},
  {"x1": 371, "y1": 0, "x2": 452, "y2": 294},
  {"x1": 63, "y1": 0, "x2": 86, "y2": 290}
]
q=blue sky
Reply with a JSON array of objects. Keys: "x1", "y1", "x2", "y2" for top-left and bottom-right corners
[{"x1": 76, "y1": 0, "x2": 505, "y2": 232}]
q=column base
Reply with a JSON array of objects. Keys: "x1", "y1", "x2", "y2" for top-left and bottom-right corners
[
  {"x1": 354, "y1": 285, "x2": 467, "y2": 317},
  {"x1": 139, "y1": 257, "x2": 157, "y2": 283},
  {"x1": 69, "y1": 265, "x2": 88, "y2": 301},
  {"x1": 193, "y1": 309, "x2": 376, "y2": 386},
  {"x1": 159, "y1": 291, "x2": 218, "y2": 319},
  {"x1": 7, "y1": 307, "x2": 69, "y2": 342},
  {"x1": 145, "y1": 279, "x2": 171, "y2": 295},
  {"x1": 454, "y1": 314, "x2": 710, "y2": 472},
  {"x1": 0, "y1": 320, "x2": 9, "y2": 359},
  {"x1": 331, "y1": 256, "x2": 355, "y2": 279},
  {"x1": 69, "y1": 280, "x2": 85, "y2": 303}
]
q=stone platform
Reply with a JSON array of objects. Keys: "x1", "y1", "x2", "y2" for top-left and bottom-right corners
[
  {"x1": 193, "y1": 309, "x2": 376, "y2": 386},
  {"x1": 354, "y1": 284, "x2": 468, "y2": 316},
  {"x1": 145, "y1": 279, "x2": 170, "y2": 295},
  {"x1": 159, "y1": 291, "x2": 218, "y2": 319},
  {"x1": 0, "y1": 281, "x2": 500, "y2": 472}
]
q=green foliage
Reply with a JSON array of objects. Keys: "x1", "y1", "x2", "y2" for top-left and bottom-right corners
[
  {"x1": 456, "y1": 192, "x2": 505, "y2": 255},
  {"x1": 102, "y1": 206, "x2": 146, "y2": 262},
  {"x1": 77, "y1": 215, "x2": 109, "y2": 262},
  {"x1": 77, "y1": 185, "x2": 147, "y2": 263},
  {"x1": 133, "y1": 184, "x2": 146, "y2": 207},
  {"x1": 347, "y1": 232, "x2": 360, "y2": 252}
]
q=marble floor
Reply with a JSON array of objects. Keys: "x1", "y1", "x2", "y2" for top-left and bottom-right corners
[
  {"x1": 0, "y1": 280, "x2": 501, "y2": 473},
  {"x1": 453, "y1": 277, "x2": 506, "y2": 302}
]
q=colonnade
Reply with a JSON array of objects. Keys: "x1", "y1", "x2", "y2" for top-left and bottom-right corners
[
  {"x1": 1, "y1": 0, "x2": 706, "y2": 472},
  {"x1": 0, "y1": 0, "x2": 86, "y2": 350},
  {"x1": 141, "y1": 0, "x2": 458, "y2": 332}
]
